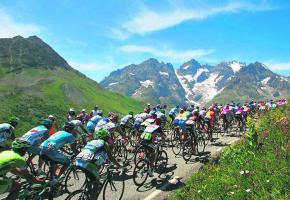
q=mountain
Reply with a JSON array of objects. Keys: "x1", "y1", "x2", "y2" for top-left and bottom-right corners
[
  {"x1": 100, "y1": 58, "x2": 187, "y2": 105},
  {"x1": 0, "y1": 36, "x2": 143, "y2": 135},
  {"x1": 101, "y1": 58, "x2": 290, "y2": 106},
  {"x1": 211, "y1": 62, "x2": 290, "y2": 103}
]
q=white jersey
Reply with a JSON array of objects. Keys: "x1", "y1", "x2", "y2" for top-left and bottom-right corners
[{"x1": 0, "y1": 123, "x2": 14, "y2": 146}]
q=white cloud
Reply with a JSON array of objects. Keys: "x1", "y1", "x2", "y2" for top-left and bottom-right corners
[
  {"x1": 120, "y1": 44, "x2": 213, "y2": 62},
  {"x1": 123, "y1": 1, "x2": 275, "y2": 34},
  {"x1": 264, "y1": 62, "x2": 290, "y2": 71},
  {"x1": 0, "y1": 9, "x2": 41, "y2": 37}
]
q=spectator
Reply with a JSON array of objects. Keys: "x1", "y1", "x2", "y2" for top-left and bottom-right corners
[
  {"x1": 144, "y1": 104, "x2": 151, "y2": 113},
  {"x1": 48, "y1": 115, "x2": 59, "y2": 136}
]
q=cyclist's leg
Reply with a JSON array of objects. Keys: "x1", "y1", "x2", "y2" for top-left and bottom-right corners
[
  {"x1": 1, "y1": 179, "x2": 21, "y2": 200},
  {"x1": 76, "y1": 160, "x2": 101, "y2": 197}
]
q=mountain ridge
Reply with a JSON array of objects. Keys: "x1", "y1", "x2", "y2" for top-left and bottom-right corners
[
  {"x1": 0, "y1": 35, "x2": 143, "y2": 135},
  {"x1": 101, "y1": 58, "x2": 290, "y2": 106}
]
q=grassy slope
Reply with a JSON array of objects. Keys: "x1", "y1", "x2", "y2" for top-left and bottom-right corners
[
  {"x1": 173, "y1": 104, "x2": 289, "y2": 200},
  {"x1": 0, "y1": 68, "x2": 143, "y2": 136}
]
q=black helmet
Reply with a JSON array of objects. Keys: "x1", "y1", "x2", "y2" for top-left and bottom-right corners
[{"x1": 63, "y1": 122, "x2": 75, "y2": 133}]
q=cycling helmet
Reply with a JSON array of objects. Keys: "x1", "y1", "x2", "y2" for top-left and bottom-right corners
[
  {"x1": 12, "y1": 138, "x2": 31, "y2": 150},
  {"x1": 69, "y1": 108, "x2": 75, "y2": 112},
  {"x1": 129, "y1": 111, "x2": 134, "y2": 116},
  {"x1": 187, "y1": 107, "x2": 194, "y2": 112},
  {"x1": 63, "y1": 122, "x2": 76, "y2": 132},
  {"x1": 48, "y1": 115, "x2": 54, "y2": 120},
  {"x1": 9, "y1": 116, "x2": 19, "y2": 126},
  {"x1": 42, "y1": 119, "x2": 53, "y2": 129},
  {"x1": 96, "y1": 128, "x2": 110, "y2": 139}
]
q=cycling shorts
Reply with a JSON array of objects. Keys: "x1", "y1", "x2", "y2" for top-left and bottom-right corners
[
  {"x1": 75, "y1": 159, "x2": 100, "y2": 181},
  {"x1": 140, "y1": 140, "x2": 156, "y2": 153},
  {"x1": 40, "y1": 147, "x2": 70, "y2": 165}
]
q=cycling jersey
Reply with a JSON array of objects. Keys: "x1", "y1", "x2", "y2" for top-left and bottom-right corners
[
  {"x1": 0, "y1": 123, "x2": 14, "y2": 148},
  {"x1": 40, "y1": 131, "x2": 75, "y2": 165},
  {"x1": 169, "y1": 107, "x2": 179, "y2": 116},
  {"x1": 20, "y1": 125, "x2": 49, "y2": 155},
  {"x1": 0, "y1": 151, "x2": 26, "y2": 194},
  {"x1": 120, "y1": 114, "x2": 133, "y2": 125},
  {"x1": 75, "y1": 139, "x2": 109, "y2": 180},
  {"x1": 70, "y1": 120, "x2": 82, "y2": 127},
  {"x1": 41, "y1": 131, "x2": 74, "y2": 150},
  {"x1": 95, "y1": 119, "x2": 116, "y2": 133},
  {"x1": 87, "y1": 115, "x2": 102, "y2": 133}
]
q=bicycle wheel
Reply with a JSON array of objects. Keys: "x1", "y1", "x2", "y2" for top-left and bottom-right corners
[
  {"x1": 113, "y1": 144, "x2": 128, "y2": 162},
  {"x1": 133, "y1": 145, "x2": 147, "y2": 165},
  {"x1": 64, "y1": 166, "x2": 86, "y2": 193},
  {"x1": 103, "y1": 177, "x2": 125, "y2": 200},
  {"x1": 133, "y1": 159, "x2": 149, "y2": 187},
  {"x1": 171, "y1": 130, "x2": 182, "y2": 155},
  {"x1": 155, "y1": 150, "x2": 168, "y2": 171},
  {"x1": 65, "y1": 189, "x2": 89, "y2": 200},
  {"x1": 182, "y1": 140, "x2": 192, "y2": 162},
  {"x1": 197, "y1": 133, "x2": 206, "y2": 153},
  {"x1": 128, "y1": 130, "x2": 139, "y2": 147}
]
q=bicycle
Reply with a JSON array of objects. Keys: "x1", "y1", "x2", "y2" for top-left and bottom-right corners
[
  {"x1": 65, "y1": 164, "x2": 125, "y2": 200},
  {"x1": 182, "y1": 120, "x2": 208, "y2": 162},
  {"x1": 132, "y1": 141, "x2": 168, "y2": 186}
]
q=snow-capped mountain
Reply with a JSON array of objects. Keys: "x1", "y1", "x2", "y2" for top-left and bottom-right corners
[
  {"x1": 101, "y1": 58, "x2": 290, "y2": 106},
  {"x1": 100, "y1": 58, "x2": 187, "y2": 105}
]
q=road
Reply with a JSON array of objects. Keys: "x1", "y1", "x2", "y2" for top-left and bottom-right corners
[{"x1": 57, "y1": 131, "x2": 242, "y2": 200}]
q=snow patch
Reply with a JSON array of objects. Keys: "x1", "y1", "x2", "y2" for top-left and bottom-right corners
[
  {"x1": 176, "y1": 72, "x2": 195, "y2": 103},
  {"x1": 280, "y1": 77, "x2": 289, "y2": 82},
  {"x1": 261, "y1": 77, "x2": 271, "y2": 84},
  {"x1": 140, "y1": 80, "x2": 154, "y2": 88},
  {"x1": 159, "y1": 71, "x2": 169, "y2": 76},
  {"x1": 230, "y1": 61, "x2": 245, "y2": 73},
  {"x1": 184, "y1": 75, "x2": 194, "y2": 82},
  {"x1": 193, "y1": 73, "x2": 224, "y2": 102},
  {"x1": 193, "y1": 68, "x2": 209, "y2": 82},
  {"x1": 183, "y1": 64, "x2": 191, "y2": 70},
  {"x1": 108, "y1": 82, "x2": 119, "y2": 86}
]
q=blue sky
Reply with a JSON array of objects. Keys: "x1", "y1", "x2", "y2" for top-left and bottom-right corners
[{"x1": 0, "y1": 0, "x2": 290, "y2": 81}]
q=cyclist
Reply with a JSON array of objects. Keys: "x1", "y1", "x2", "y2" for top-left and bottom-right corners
[
  {"x1": 140, "y1": 129, "x2": 157, "y2": 177},
  {"x1": 120, "y1": 111, "x2": 134, "y2": 138},
  {"x1": 19, "y1": 119, "x2": 53, "y2": 169},
  {"x1": 168, "y1": 105, "x2": 179, "y2": 123},
  {"x1": 75, "y1": 129, "x2": 121, "y2": 197},
  {"x1": 86, "y1": 110, "x2": 103, "y2": 135},
  {"x1": 0, "y1": 116, "x2": 19, "y2": 151},
  {"x1": 40, "y1": 122, "x2": 79, "y2": 180},
  {"x1": 0, "y1": 139, "x2": 42, "y2": 199},
  {"x1": 71, "y1": 116, "x2": 90, "y2": 137}
]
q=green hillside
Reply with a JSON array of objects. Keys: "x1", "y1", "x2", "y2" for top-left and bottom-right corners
[{"x1": 0, "y1": 36, "x2": 143, "y2": 135}]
